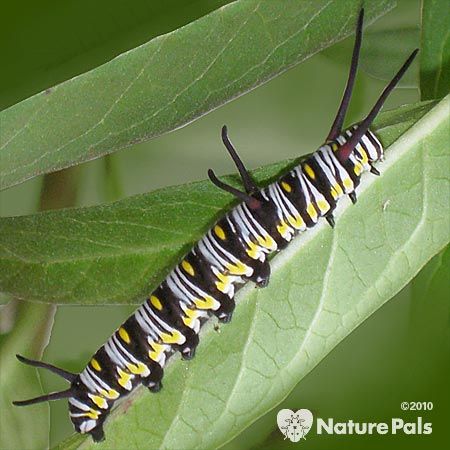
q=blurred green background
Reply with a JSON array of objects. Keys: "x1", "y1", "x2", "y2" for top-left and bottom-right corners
[{"x1": 0, "y1": 0, "x2": 448, "y2": 449}]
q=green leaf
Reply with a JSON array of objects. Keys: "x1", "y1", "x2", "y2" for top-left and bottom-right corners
[
  {"x1": 0, "y1": 100, "x2": 436, "y2": 305},
  {"x1": 52, "y1": 96, "x2": 450, "y2": 448},
  {"x1": 420, "y1": 0, "x2": 450, "y2": 100},
  {"x1": 323, "y1": 27, "x2": 420, "y2": 87},
  {"x1": 0, "y1": 0, "x2": 395, "y2": 190},
  {"x1": 0, "y1": 0, "x2": 234, "y2": 110},
  {"x1": 0, "y1": 301, "x2": 55, "y2": 449}
]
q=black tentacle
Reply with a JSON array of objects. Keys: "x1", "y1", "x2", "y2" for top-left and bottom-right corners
[
  {"x1": 327, "y1": 8, "x2": 364, "y2": 141},
  {"x1": 336, "y1": 49, "x2": 418, "y2": 162},
  {"x1": 16, "y1": 354, "x2": 76, "y2": 382},
  {"x1": 13, "y1": 388, "x2": 73, "y2": 407},
  {"x1": 208, "y1": 169, "x2": 262, "y2": 209},
  {"x1": 221, "y1": 125, "x2": 258, "y2": 194}
]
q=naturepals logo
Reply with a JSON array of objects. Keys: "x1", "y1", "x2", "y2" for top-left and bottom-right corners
[{"x1": 277, "y1": 408, "x2": 433, "y2": 443}]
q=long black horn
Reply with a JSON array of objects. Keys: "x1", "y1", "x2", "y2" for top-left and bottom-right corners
[
  {"x1": 221, "y1": 125, "x2": 258, "y2": 194},
  {"x1": 336, "y1": 48, "x2": 419, "y2": 162},
  {"x1": 208, "y1": 169, "x2": 261, "y2": 209},
  {"x1": 16, "y1": 354, "x2": 76, "y2": 382},
  {"x1": 327, "y1": 8, "x2": 364, "y2": 141},
  {"x1": 13, "y1": 388, "x2": 73, "y2": 407}
]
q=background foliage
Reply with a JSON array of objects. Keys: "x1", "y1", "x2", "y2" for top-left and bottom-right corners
[{"x1": 0, "y1": 1, "x2": 448, "y2": 449}]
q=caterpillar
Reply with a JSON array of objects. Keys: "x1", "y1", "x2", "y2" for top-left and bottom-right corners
[{"x1": 13, "y1": 9, "x2": 417, "y2": 443}]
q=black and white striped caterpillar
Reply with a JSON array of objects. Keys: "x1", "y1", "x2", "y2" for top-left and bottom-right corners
[{"x1": 14, "y1": 9, "x2": 418, "y2": 443}]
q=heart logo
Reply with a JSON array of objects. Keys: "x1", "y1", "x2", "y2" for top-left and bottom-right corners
[{"x1": 277, "y1": 409, "x2": 314, "y2": 442}]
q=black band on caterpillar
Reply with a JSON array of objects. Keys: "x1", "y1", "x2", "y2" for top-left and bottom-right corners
[{"x1": 13, "y1": 8, "x2": 418, "y2": 443}]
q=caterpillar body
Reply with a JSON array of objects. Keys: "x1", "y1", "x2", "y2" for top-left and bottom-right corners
[{"x1": 13, "y1": 9, "x2": 418, "y2": 443}]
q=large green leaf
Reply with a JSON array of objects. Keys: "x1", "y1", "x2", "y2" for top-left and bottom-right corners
[
  {"x1": 0, "y1": 302, "x2": 55, "y2": 449},
  {"x1": 420, "y1": 0, "x2": 450, "y2": 99},
  {"x1": 46, "y1": 95, "x2": 449, "y2": 448},
  {"x1": 0, "y1": 101, "x2": 437, "y2": 305},
  {"x1": 0, "y1": 0, "x2": 233, "y2": 110},
  {"x1": 0, "y1": 0, "x2": 394, "y2": 191}
]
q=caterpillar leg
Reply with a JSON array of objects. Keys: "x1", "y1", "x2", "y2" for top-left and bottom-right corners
[
  {"x1": 326, "y1": 214, "x2": 335, "y2": 228},
  {"x1": 179, "y1": 330, "x2": 199, "y2": 360},
  {"x1": 214, "y1": 298, "x2": 235, "y2": 323},
  {"x1": 248, "y1": 259, "x2": 271, "y2": 288},
  {"x1": 142, "y1": 361, "x2": 164, "y2": 393},
  {"x1": 147, "y1": 381, "x2": 163, "y2": 393},
  {"x1": 89, "y1": 425, "x2": 105, "y2": 443},
  {"x1": 370, "y1": 165, "x2": 380, "y2": 176}
]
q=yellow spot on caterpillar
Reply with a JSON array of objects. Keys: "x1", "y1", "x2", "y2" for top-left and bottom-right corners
[
  {"x1": 181, "y1": 260, "x2": 195, "y2": 276},
  {"x1": 356, "y1": 144, "x2": 368, "y2": 164},
  {"x1": 89, "y1": 394, "x2": 108, "y2": 409},
  {"x1": 160, "y1": 330, "x2": 184, "y2": 345},
  {"x1": 117, "y1": 367, "x2": 133, "y2": 390},
  {"x1": 215, "y1": 273, "x2": 231, "y2": 294},
  {"x1": 256, "y1": 234, "x2": 276, "y2": 249},
  {"x1": 333, "y1": 183, "x2": 343, "y2": 195},
  {"x1": 330, "y1": 187, "x2": 338, "y2": 199},
  {"x1": 226, "y1": 260, "x2": 249, "y2": 276},
  {"x1": 150, "y1": 295, "x2": 162, "y2": 311},
  {"x1": 343, "y1": 178, "x2": 353, "y2": 190},
  {"x1": 331, "y1": 143, "x2": 339, "y2": 152},
  {"x1": 126, "y1": 362, "x2": 149, "y2": 376},
  {"x1": 277, "y1": 221, "x2": 290, "y2": 237},
  {"x1": 214, "y1": 225, "x2": 226, "y2": 240},
  {"x1": 194, "y1": 295, "x2": 219, "y2": 310},
  {"x1": 304, "y1": 164, "x2": 315, "y2": 179},
  {"x1": 246, "y1": 241, "x2": 260, "y2": 259},
  {"x1": 90, "y1": 358, "x2": 101, "y2": 372},
  {"x1": 287, "y1": 214, "x2": 305, "y2": 229},
  {"x1": 118, "y1": 327, "x2": 130, "y2": 344},
  {"x1": 317, "y1": 199, "x2": 330, "y2": 214},
  {"x1": 182, "y1": 308, "x2": 200, "y2": 328},
  {"x1": 100, "y1": 389, "x2": 119, "y2": 400},
  {"x1": 306, "y1": 203, "x2": 318, "y2": 220},
  {"x1": 148, "y1": 342, "x2": 165, "y2": 362},
  {"x1": 354, "y1": 163, "x2": 363, "y2": 176},
  {"x1": 281, "y1": 181, "x2": 292, "y2": 193},
  {"x1": 85, "y1": 409, "x2": 100, "y2": 420}
]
